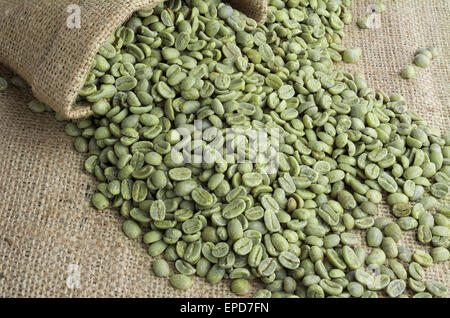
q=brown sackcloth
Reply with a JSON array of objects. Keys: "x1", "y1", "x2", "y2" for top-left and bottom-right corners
[
  {"x1": 0, "y1": 0, "x2": 267, "y2": 119},
  {"x1": 0, "y1": 0, "x2": 449, "y2": 297}
]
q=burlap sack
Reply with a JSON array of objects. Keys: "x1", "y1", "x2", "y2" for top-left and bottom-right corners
[
  {"x1": 0, "y1": 0, "x2": 267, "y2": 119},
  {"x1": 0, "y1": 0, "x2": 448, "y2": 297}
]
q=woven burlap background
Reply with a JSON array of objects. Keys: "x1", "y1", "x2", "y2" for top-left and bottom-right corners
[
  {"x1": 0, "y1": 0, "x2": 448, "y2": 297},
  {"x1": 0, "y1": 0, "x2": 266, "y2": 119}
]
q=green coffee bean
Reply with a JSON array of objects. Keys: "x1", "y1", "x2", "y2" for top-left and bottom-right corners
[
  {"x1": 150, "y1": 200, "x2": 166, "y2": 221},
  {"x1": 144, "y1": 231, "x2": 163, "y2": 244},
  {"x1": 92, "y1": 193, "x2": 109, "y2": 210},
  {"x1": 366, "y1": 227, "x2": 383, "y2": 247},
  {"x1": 169, "y1": 274, "x2": 192, "y2": 290},
  {"x1": 408, "y1": 262, "x2": 425, "y2": 281},
  {"x1": 413, "y1": 292, "x2": 433, "y2": 298},
  {"x1": 278, "y1": 251, "x2": 300, "y2": 270},
  {"x1": 231, "y1": 279, "x2": 251, "y2": 296},
  {"x1": 355, "y1": 268, "x2": 374, "y2": 287},
  {"x1": 129, "y1": 208, "x2": 150, "y2": 224},
  {"x1": 355, "y1": 217, "x2": 375, "y2": 230},
  {"x1": 412, "y1": 250, "x2": 434, "y2": 267},
  {"x1": 434, "y1": 213, "x2": 449, "y2": 227},
  {"x1": 417, "y1": 225, "x2": 433, "y2": 244},
  {"x1": 264, "y1": 209, "x2": 281, "y2": 233},
  {"x1": 400, "y1": 65, "x2": 415, "y2": 79},
  {"x1": 196, "y1": 258, "x2": 211, "y2": 277},
  {"x1": 153, "y1": 259, "x2": 170, "y2": 277},
  {"x1": 233, "y1": 237, "x2": 253, "y2": 256},
  {"x1": 361, "y1": 290, "x2": 378, "y2": 298},
  {"x1": 388, "y1": 259, "x2": 407, "y2": 280},
  {"x1": 392, "y1": 203, "x2": 411, "y2": 218},
  {"x1": 122, "y1": 220, "x2": 141, "y2": 239},
  {"x1": 258, "y1": 258, "x2": 277, "y2": 277},
  {"x1": 357, "y1": 16, "x2": 370, "y2": 29},
  {"x1": 365, "y1": 248, "x2": 386, "y2": 266},
  {"x1": 168, "y1": 167, "x2": 192, "y2": 181},
  {"x1": 10, "y1": 75, "x2": 28, "y2": 89},
  {"x1": 425, "y1": 279, "x2": 448, "y2": 297},
  {"x1": 397, "y1": 246, "x2": 412, "y2": 263},
  {"x1": 373, "y1": 217, "x2": 393, "y2": 230},
  {"x1": 381, "y1": 237, "x2": 398, "y2": 259},
  {"x1": 414, "y1": 54, "x2": 431, "y2": 68},
  {"x1": 408, "y1": 278, "x2": 426, "y2": 293},
  {"x1": 432, "y1": 226, "x2": 450, "y2": 237},
  {"x1": 347, "y1": 281, "x2": 364, "y2": 297},
  {"x1": 306, "y1": 284, "x2": 325, "y2": 298},
  {"x1": 430, "y1": 247, "x2": 450, "y2": 262},
  {"x1": 253, "y1": 289, "x2": 272, "y2": 298},
  {"x1": 386, "y1": 279, "x2": 406, "y2": 298},
  {"x1": 242, "y1": 172, "x2": 263, "y2": 187},
  {"x1": 175, "y1": 259, "x2": 196, "y2": 276},
  {"x1": 397, "y1": 216, "x2": 418, "y2": 231},
  {"x1": 337, "y1": 190, "x2": 357, "y2": 210},
  {"x1": 131, "y1": 180, "x2": 147, "y2": 202},
  {"x1": 28, "y1": 99, "x2": 48, "y2": 113},
  {"x1": 420, "y1": 196, "x2": 439, "y2": 210},
  {"x1": 342, "y1": 246, "x2": 362, "y2": 270},
  {"x1": 60, "y1": 0, "x2": 450, "y2": 299},
  {"x1": 430, "y1": 183, "x2": 449, "y2": 199},
  {"x1": 182, "y1": 218, "x2": 202, "y2": 235},
  {"x1": 377, "y1": 173, "x2": 398, "y2": 193},
  {"x1": 383, "y1": 223, "x2": 402, "y2": 242},
  {"x1": 0, "y1": 77, "x2": 7, "y2": 92},
  {"x1": 320, "y1": 279, "x2": 343, "y2": 296},
  {"x1": 368, "y1": 274, "x2": 391, "y2": 291},
  {"x1": 343, "y1": 47, "x2": 362, "y2": 63},
  {"x1": 222, "y1": 198, "x2": 246, "y2": 219},
  {"x1": 340, "y1": 233, "x2": 359, "y2": 247},
  {"x1": 191, "y1": 188, "x2": 214, "y2": 207}
]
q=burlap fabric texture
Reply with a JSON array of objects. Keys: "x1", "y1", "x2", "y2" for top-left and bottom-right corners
[
  {"x1": 0, "y1": 0, "x2": 267, "y2": 119},
  {"x1": 0, "y1": 0, "x2": 448, "y2": 297}
]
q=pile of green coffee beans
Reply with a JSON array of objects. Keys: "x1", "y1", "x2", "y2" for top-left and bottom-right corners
[
  {"x1": 58, "y1": 0, "x2": 450, "y2": 297},
  {"x1": 401, "y1": 48, "x2": 440, "y2": 80}
]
